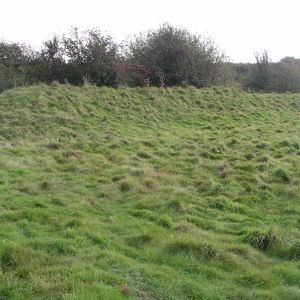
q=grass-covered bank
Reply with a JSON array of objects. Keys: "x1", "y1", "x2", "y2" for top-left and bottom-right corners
[{"x1": 0, "y1": 85, "x2": 300, "y2": 299}]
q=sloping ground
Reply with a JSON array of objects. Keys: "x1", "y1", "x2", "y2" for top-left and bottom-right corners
[{"x1": 0, "y1": 85, "x2": 300, "y2": 299}]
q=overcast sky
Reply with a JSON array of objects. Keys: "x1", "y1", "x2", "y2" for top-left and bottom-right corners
[{"x1": 1, "y1": 0, "x2": 299, "y2": 62}]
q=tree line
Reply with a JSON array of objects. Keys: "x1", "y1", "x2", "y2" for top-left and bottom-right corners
[{"x1": 1, "y1": 24, "x2": 299, "y2": 93}]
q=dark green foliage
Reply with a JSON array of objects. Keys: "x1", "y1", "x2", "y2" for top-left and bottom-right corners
[
  {"x1": 228, "y1": 53, "x2": 300, "y2": 92},
  {"x1": 1, "y1": 27, "x2": 300, "y2": 92},
  {"x1": 61, "y1": 28, "x2": 119, "y2": 87},
  {"x1": 0, "y1": 29, "x2": 119, "y2": 91},
  {"x1": 30, "y1": 36, "x2": 67, "y2": 84},
  {"x1": 251, "y1": 50, "x2": 272, "y2": 91},
  {"x1": 0, "y1": 42, "x2": 33, "y2": 91},
  {"x1": 127, "y1": 23, "x2": 224, "y2": 87}
]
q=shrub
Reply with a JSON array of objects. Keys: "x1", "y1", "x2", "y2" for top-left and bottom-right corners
[
  {"x1": 61, "y1": 28, "x2": 119, "y2": 87},
  {"x1": 127, "y1": 23, "x2": 224, "y2": 87}
]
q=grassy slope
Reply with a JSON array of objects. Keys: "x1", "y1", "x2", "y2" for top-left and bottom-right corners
[{"x1": 0, "y1": 85, "x2": 300, "y2": 299}]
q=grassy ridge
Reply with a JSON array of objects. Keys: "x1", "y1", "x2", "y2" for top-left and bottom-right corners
[{"x1": 0, "y1": 85, "x2": 300, "y2": 299}]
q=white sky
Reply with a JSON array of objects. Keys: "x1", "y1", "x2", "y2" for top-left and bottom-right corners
[{"x1": 1, "y1": 0, "x2": 299, "y2": 62}]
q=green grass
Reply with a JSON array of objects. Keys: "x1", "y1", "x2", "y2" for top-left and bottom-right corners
[{"x1": 0, "y1": 84, "x2": 300, "y2": 299}]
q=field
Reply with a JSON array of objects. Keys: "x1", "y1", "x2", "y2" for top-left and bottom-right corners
[{"x1": 0, "y1": 85, "x2": 300, "y2": 299}]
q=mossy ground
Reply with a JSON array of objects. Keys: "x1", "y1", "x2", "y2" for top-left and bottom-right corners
[{"x1": 0, "y1": 85, "x2": 300, "y2": 299}]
